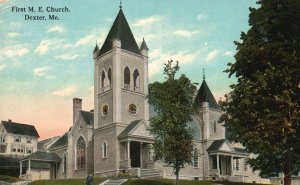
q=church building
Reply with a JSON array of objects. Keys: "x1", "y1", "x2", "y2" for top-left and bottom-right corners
[{"x1": 21, "y1": 5, "x2": 269, "y2": 183}]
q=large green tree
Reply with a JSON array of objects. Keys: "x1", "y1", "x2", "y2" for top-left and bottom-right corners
[
  {"x1": 222, "y1": 1, "x2": 300, "y2": 185},
  {"x1": 148, "y1": 60, "x2": 196, "y2": 185}
]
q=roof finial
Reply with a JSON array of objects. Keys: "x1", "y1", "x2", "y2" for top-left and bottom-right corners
[
  {"x1": 203, "y1": 68, "x2": 205, "y2": 80},
  {"x1": 119, "y1": 0, "x2": 122, "y2": 9}
]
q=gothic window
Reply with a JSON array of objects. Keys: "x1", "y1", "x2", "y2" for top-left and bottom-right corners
[
  {"x1": 76, "y1": 137, "x2": 86, "y2": 169},
  {"x1": 192, "y1": 147, "x2": 198, "y2": 168},
  {"x1": 128, "y1": 104, "x2": 137, "y2": 115},
  {"x1": 102, "y1": 104, "x2": 109, "y2": 117},
  {"x1": 124, "y1": 67, "x2": 130, "y2": 89},
  {"x1": 63, "y1": 153, "x2": 67, "y2": 172},
  {"x1": 102, "y1": 142, "x2": 107, "y2": 158},
  {"x1": 101, "y1": 71, "x2": 106, "y2": 89},
  {"x1": 133, "y1": 69, "x2": 140, "y2": 91},
  {"x1": 108, "y1": 68, "x2": 112, "y2": 85}
]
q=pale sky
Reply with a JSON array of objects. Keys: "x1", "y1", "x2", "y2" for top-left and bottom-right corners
[{"x1": 0, "y1": 0, "x2": 257, "y2": 139}]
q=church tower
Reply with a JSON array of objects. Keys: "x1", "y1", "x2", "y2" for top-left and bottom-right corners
[{"x1": 92, "y1": 6, "x2": 150, "y2": 176}]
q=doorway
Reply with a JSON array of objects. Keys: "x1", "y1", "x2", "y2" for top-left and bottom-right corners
[{"x1": 130, "y1": 141, "x2": 140, "y2": 167}]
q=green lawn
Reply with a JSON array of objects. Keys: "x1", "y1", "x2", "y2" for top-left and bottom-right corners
[
  {"x1": 28, "y1": 176, "x2": 104, "y2": 185},
  {"x1": 0, "y1": 175, "x2": 22, "y2": 183},
  {"x1": 26, "y1": 177, "x2": 270, "y2": 185}
]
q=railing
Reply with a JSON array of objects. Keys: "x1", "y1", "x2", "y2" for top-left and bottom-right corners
[
  {"x1": 119, "y1": 159, "x2": 130, "y2": 168},
  {"x1": 124, "y1": 84, "x2": 130, "y2": 89}
]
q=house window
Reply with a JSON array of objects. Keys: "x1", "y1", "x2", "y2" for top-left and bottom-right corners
[
  {"x1": 26, "y1": 147, "x2": 33, "y2": 154},
  {"x1": 26, "y1": 137, "x2": 32, "y2": 144},
  {"x1": 133, "y1": 69, "x2": 140, "y2": 91},
  {"x1": 0, "y1": 136, "x2": 5, "y2": 143},
  {"x1": 124, "y1": 67, "x2": 130, "y2": 89},
  {"x1": 235, "y1": 159, "x2": 240, "y2": 171},
  {"x1": 129, "y1": 104, "x2": 137, "y2": 115},
  {"x1": 213, "y1": 121, "x2": 217, "y2": 133},
  {"x1": 63, "y1": 153, "x2": 67, "y2": 172},
  {"x1": 11, "y1": 145, "x2": 17, "y2": 152},
  {"x1": 192, "y1": 147, "x2": 198, "y2": 168},
  {"x1": 244, "y1": 159, "x2": 248, "y2": 171},
  {"x1": 14, "y1": 136, "x2": 21, "y2": 142},
  {"x1": 76, "y1": 137, "x2": 86, "y2": 169},
  {"x1": 102, "y1": 142, "x2": 107, "y2": 158}
]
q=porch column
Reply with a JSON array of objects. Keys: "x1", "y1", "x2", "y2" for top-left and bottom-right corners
[
  {"x1": 231, "y1": 156, "x2": 234, "y2": 172},
  {"x1": 19, "y1": 161, "x2": 22, "y2": 176},
  {"x1": 217, "y1": 154, "x2": 220, "y2": 175},
  {"x1": 127, "y1": 141, "x2": 131, "y2": 167},
  {"x1": 28, "y1": 159, "x2": 31, "y2": 174},
  {"x1": 140, "y1": 142, "x2": 143, "y2": 168}
]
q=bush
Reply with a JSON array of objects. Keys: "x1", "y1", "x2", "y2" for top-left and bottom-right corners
[{"x1": 0, "y1": 175, "x2": 21, "y2": 183}]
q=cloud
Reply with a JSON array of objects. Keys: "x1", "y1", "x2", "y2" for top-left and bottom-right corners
[
  {"x1": 52, "y1": 84, "x2": 77, "y2": 97},
  {"x1": 34, "y1": 66, "x2": 49, "y2": 76},
  {"x1": 173, "y1": 30, "x2": 199, "y2": 37},
  {"x1": 34, "y1": 39, "x2": 65, "y2": 55},
  {"x1": 0, "y1": 45, "x2": 29, "y2": 58},
  {"x1": 224, "y1": 51, "x2": 234, "y2": 57},
  {"x1": 206, "y1": 50, "x2": 218, "y2": 62},
  {"x1": 7, "y1": 32, "x2": 19, "y2": 38},
  {"x1": 149, "y1": 48, "x2": 196, "y2": 77},
  {"x1": 55, "y1": 54, "x2": 81, "y2": 60},
  {"x1": 47, "y1": 25, "x2": 66, "y2": 33},
  {"x1": 0, "y1": 63, "x2": 7, "y2": 71},
  {"x1": 132, "y1": 16, "x2": 162, "y2": 27},
  {"x1": 197, "y1": 13, "x2": 207, "y2": 21},
  {"x1": 74, "y1": 35, "x2": 97, "y2": 47}
]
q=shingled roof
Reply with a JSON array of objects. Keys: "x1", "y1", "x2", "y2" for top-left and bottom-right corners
[
  {"x1": 99, "y1": 9, "x2": 141, "y2": 56},
  {"x1": 80, "y1": 110, "x2": 94, "y2": 125},
  {"x1": 1, "y1": 120, "x2": 39, "y2": 138},
  {"x1": 194, "y1": 80, "x2": 220, "y2": 110},
  {"x1": 22, "y1": 151, "x2": 61, "y2": 162},
  {"x1": 48, "y1": 132, "x2": 68, "y2": 150}
]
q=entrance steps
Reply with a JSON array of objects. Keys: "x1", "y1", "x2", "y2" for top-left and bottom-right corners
[
  {"x1": 101, "y1": 179, "x2": 127, "y2": 185},
  {"x1": 140, "y1": 168, "x2": 161, "y2": 178}
]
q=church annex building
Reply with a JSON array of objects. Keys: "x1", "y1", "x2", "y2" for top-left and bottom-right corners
[{"x1": 18, "y1": 6, "x2": 270, "y2": 183}]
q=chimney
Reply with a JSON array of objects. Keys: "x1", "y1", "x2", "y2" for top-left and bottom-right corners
[
  {"x1": 8, "y1": 119, "x2": 12, "y2": 122},
  {"x1": 73, "y1": 98, "x2": 82, "y2": 124}
]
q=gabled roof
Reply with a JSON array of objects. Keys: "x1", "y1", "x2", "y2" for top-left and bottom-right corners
[
  {"x1": 207, "y1": 139, "x2": 229, "y2": 152},
  {"x1": 118, "y1": 120, "x2": 141, "y2": 138},
  {"x1": 207, "y1": 139, "x2": 248, "y2": 155},
  {"x1": 80, "y1": 110, "x2": 94, "y2": 125},
  {"x1": 99, "y1": 9, "x2": 141, "y2": 56},
  {"x1": 22, "y1": 151, "x2": 61, "y2": 162},
  {"x1": 48, "y1": 132, "x2": 68, "y2": 150},
  {"x1": 194, "y1": 80, "x2": 220, "y2": 110},
  {"x1": 1, "y1": 121, "x2": 39, "y2": 138}
]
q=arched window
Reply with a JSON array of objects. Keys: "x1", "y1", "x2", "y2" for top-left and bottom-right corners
[
  {"x1": 101, "y1": 71, "x2": 106, "y2": 89},
  {"x1": 124, "y1": 67, "x2": 130, "y2": 89},
  {"x1": 133, "y1": 69, "x2": 140, "y2": 91},
  {"x1": 76, "y1": 137, "x2": 86, "y2": 169},
  {"x1": 102, "y1": 142, "x2": 107, "y2": 158},
  {"x1": 192, "y1": 146, "x2": 198, "y2": 168},
  {"x1": 108, "y1": 68, "x2": 112, "y2": 85}
]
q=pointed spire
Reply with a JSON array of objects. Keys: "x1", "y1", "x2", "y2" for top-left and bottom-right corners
[
  {"x1": 119, "y1": 0, "x2": 122, "y2": 9},
  {"x1": 93, "y1": 40, "x2": 99, "y2": 53},
  {"x1": 140, "y1": 37, "x2": 149, "y2": 51},
  {"x1": 99, "y1": 7, "x2": 141, "y2": 56},
  {"x1": 203, "y1": 68, "x2": 205, "y2": 80}
]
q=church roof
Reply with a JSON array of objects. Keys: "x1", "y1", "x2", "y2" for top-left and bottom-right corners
[
  {"x1": 80, "y1": 110, "x2": 94, "y2": 125},
  {"x1": 194, "y1": 80, "x2": 220, "y2": 110},
  {"x1": 1, "y1": 120, "x2": 39, "y2": 138},
  {"x1": 99, "y1": 9, "x2": 141, "y2": 56},
  {"x1": 48, "y1": 132, "x2": 68, "y2": 150},
  {"x1": 207, "y1": 139, "x2": 248, "y2": 155}
]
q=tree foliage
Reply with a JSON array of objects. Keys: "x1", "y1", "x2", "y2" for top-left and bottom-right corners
[
  {"x1": 148, "y1": 60, "x2": 196, "y2": 185},
  {"x1": 222, "y1": 1, "x2": 300, "y2": 185}
]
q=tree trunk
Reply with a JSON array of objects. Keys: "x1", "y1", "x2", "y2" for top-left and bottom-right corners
[
  {"x1": 283, "y1": 158, "x2": 291, "y2": 185},
  {"x1": 175, "y1": 168, "x2": 179, "y2": 185}
]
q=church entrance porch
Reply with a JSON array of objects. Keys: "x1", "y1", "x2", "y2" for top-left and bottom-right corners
[{"x1": 118, "y1": 120, "x2": 155, "y2": 170}]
